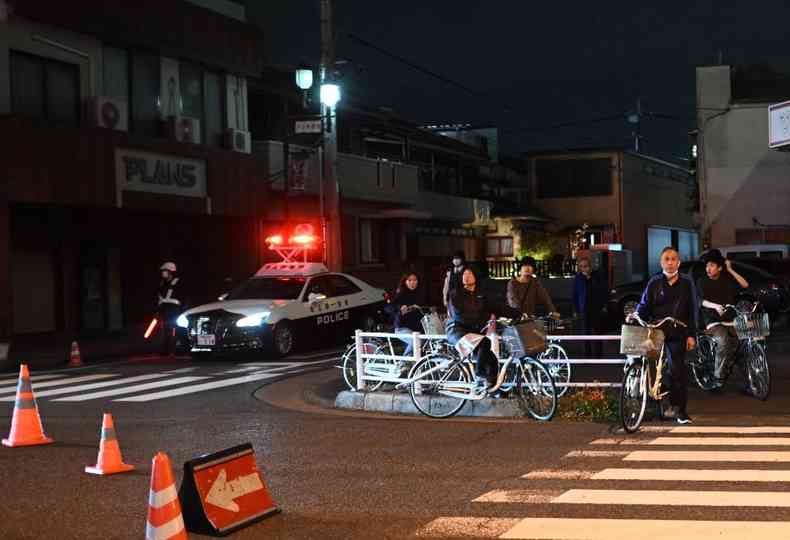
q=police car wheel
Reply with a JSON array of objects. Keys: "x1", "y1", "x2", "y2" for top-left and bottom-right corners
[{"x1": 273, "y1": 321, "x2": 294, "y2": 357}]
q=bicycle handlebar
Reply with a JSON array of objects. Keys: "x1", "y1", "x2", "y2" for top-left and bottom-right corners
[{"x1": 627, "y1": 311, "x2": 687, "y2": 329}]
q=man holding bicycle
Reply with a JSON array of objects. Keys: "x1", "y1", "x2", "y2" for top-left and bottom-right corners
[
  {"x1": 632, "y1": 246, "x2": 699, "y2": 424},
  {"x1": 697, "y1": 249, "x2": 749, "y2": 391}
]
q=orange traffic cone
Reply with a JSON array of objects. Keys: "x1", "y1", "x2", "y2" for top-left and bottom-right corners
[
  {"x1": 68, "y1": 341, "x2": 83, "y2": 367},
  {"x1": 85, "y1": 413, "x2": 134, "y2": 475},
  {"x1": 146, "y1": 452, "x2": 187, "y2": 540},
  {"x1": 2, "y1": 364, "x2": 54, "y2": 447}
]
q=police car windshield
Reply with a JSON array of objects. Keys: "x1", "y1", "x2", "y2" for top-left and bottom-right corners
[{"x1": 226, "y1": 277, "x2": 306, "y2": 300}]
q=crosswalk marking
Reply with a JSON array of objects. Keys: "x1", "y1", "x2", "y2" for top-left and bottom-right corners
[
  {"x1": 417, "y1": 518, "x2": 521, "y2": 538},
  {"x1": 590, "y1": 438, "x2": 647, "y2": 445},
  {"x1": 0, "y1": 373, "x2": 117, "y2": 394},
  {"x1": 473, "y1": 490, "x2": 562, "y2": 504},
  {"x1": 552, "y1": 488, "x2": 790, "y2": 507},
  {"x1": 564, "y1": 450, "x2": 630, "y2": 458},
  {"x1": 522, "y1": 470, "x2": 594, "y2": 480},
  {"x1": 650, "y1": 437, "x2": 790, "y2": 446},
  {"x1": 624, "y1": 450, "x2": 790, "y2": 462},
  {"x1": 671, "y1": 426, "x2": 790, "y2": 434},
  {"x1": 592, "y1": 468, "x2": 790, "y2": 482},
  {"x1": 52, "y1": 376, "x2": 208, "y2": 402},
  {"x1": 0, "y1": 374, "x2": 62, "y2": 385},
  {"x1": 115, "y1": 371, "x2": 278, "y2": 402},
  {"x1": 499, "y1": 518, "x2": 790, "y2": 540},
  {"x1": 0, "y1": 373, "x2": 174, "y2": 401}
]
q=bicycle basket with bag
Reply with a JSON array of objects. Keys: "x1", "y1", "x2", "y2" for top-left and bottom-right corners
[
  {"x1": 734, "y1": 312, "x2": 770, "y2": 340},
  {"x1": 620, "y1": 325, "x2": 665, "y2": 358},
  {"x1": 420, "y1": 312, "x2": 445, "y2": 335},
  {"x1": 502, "y1": 320, "x2": 547, "y2": 357}
]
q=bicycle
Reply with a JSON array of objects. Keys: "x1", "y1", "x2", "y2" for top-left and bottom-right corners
[
  {"x1": 689, "y1": 302, "x2": 771, "y2": 400},
  {"x1": 619, "y1": 312, "x2": 687, "y2": 433},
  {"x1": 399, "y1": 318, "x2": 557, "y2": 420},
  {"x1": 340, "y1": 306, "x2": 447, "y2": 391},
  {"x1": 534, "y1": 316, "x2": 572, "y2": 397}
]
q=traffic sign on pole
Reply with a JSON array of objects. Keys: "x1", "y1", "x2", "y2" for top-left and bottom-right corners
[{"x1": 294, "y1": 120, "x2": 322, "y2": 134}]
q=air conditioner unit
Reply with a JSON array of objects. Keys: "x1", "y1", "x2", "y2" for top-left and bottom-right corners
[
  {"x1": 165, "y1": 116, "x2": 201, "y2": 144},
  {"x1": 224, "y1": 128, "x2": 251, "y2": 154},
  {"x1": 88, "y1": 96, "x2": 128, "y2": 131}
]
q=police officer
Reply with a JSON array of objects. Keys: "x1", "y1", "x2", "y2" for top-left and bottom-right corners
[{"x1": 157, "y1": 262, "x2": 182, "y2": 357}]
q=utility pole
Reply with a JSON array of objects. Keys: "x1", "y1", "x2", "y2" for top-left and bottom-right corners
[{"x1": 320, "y1": 0, "x2": 342, "y2": 271}]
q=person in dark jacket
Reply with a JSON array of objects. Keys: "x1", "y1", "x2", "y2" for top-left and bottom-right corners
[
  {"x1": 572, "y1": 257, "x2": 608, "y2": 358},
  {"x1": 442, "y1": 251, "x2": 468, "y2": 307},
  {"x1": 157, "y1": 261, "x2": 183, "y2": 357},
  {"x1": 387, "y1": 272, "x2": 424, "y2": 355},
  {"x1": 633, "y1": 246, "x2": 699, "y2": 424},
  {"x1": 506, "y1": 257, "x2": 560, "y2": 318},
  {"x1": 446, "y1": 268, "x2": 521, "y2": 391}
]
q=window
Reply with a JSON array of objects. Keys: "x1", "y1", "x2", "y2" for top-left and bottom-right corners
[
  {"x1": 359, "y1": 219, "x2": 382, "y2": 264},
  {"x1": 729, "y1": 251, "x2": 758, "y2": 261},
  {"x1": 131, "y1": 52, "x2": 160, "y2": 136},
  {"x1": 535, "y1": 158, "x2": 612, "y2": 198},
  {"x1": 226, "y1": 277, "x2": 306, "y2": 300},
  {"x1": 486, "y1": 237, "x2": 513, "y2": 257},
  {"x1": 180, "y1": 61, "x2": 204, "y2": 141},
  {"x1": 329, "y1": 275, "x2": 361, "y2": 296},
  {"x1": 204, "y1": 70, "x2": 224, "y2": 147},
  {"x1": 10, "y1": 51, "x2": 80, "y2": 126},
  {"x1": 303, "y1": 276, "x2": 333, "y2": 300},
  {"x1": 103, "y1": 47, "x2": 129, "y2": 101}
]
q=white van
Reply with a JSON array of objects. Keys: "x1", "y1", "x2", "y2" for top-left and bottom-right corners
[{"x1": 718, "y1": 244, "x2": 789, "y2": 260}]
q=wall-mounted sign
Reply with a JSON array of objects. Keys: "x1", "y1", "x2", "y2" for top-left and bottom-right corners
[{"x1": 115, "y1": 148, "x2": 207, "y2": 200}]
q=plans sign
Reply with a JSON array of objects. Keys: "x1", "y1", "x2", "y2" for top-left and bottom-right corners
[{"x1": 115, "y1": 148, "x2": 207, "y2": 198}]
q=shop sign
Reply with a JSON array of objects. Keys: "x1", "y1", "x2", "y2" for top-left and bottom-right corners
[{"x1": 115, "y1": 148, "x2": 207, "y2": 198}]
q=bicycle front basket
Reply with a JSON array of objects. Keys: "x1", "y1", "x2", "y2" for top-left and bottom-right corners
[
  {"x1": 734, "y1": 312, "x2": 770, "y2": 339},
  {"x1": 620, "y1": 325, "x2": 665, "y2": 358},
  {"x1": 421, "y1": 312, "x2": 445, "y2": 335},
  {"x1": 502, "y1": 320, "x2": 547, "y2": 357}
]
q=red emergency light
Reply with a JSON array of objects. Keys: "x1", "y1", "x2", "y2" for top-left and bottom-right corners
[
  {"x1": 265, "y1": 234, "x2": 284, "y2": 246},
  {"x1": 265, "y1": 224, "x2": 320, "y2": 262},
  {"x1": 289, "y1": 234, "x2": 317, "y2": 246}
]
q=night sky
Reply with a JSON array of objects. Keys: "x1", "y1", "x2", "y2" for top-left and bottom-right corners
[{"x1": 246, "y1": 1, "x2": 790, "y2": 163}]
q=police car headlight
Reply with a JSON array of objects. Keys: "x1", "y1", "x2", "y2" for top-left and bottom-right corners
[
  {"x1": 236, "y1": 312, "x2": 271, "y2": 327},
  {"x1": 176, "y1": 314, "x2": 189, "y2": 328}
]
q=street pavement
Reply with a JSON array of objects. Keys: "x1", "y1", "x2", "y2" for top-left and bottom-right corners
[{"x1": 0, "y1": 348, "x2": 789, "y2": 539}]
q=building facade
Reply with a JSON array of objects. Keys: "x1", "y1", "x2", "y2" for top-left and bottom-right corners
[
  {"x1": 697, "y1": 65, "x2": 790, "y2": 248},
  {"x1": 0, "y1": 0, "x2": 272, "y2": 350}
]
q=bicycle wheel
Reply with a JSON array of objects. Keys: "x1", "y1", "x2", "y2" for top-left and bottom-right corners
[
  {"x1": 341, "y1": 340, "x2": 386, "y2": 392},
  {"x1": 408, "y1": 355, "x2": 470, "y2": 418},
  {"x1": 690, "y1": 335, "x2": 718, "y2": 391},
  {"x1": 514, "y1": 358, "x2": 557, "y2": 421},
  {"x1": 539, "y1": 343, "x2": 571, "y2": 398},
  {"x1": 746, "y1": 341, "x2": 771, "y2": 401},
  {"x1": 620, "y1": 360, "x2": 648, "y2": 433}
]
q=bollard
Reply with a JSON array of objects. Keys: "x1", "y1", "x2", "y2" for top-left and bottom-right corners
[{"x1": 354, "y1": 329, "x2": 366, "y2": 392}]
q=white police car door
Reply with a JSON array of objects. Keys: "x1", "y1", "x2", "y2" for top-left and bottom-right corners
[
  {"x1": 303, "y1": 275, "x2": 339, "y2": 343},
  {"x1": 326, "y1": 274, "x2": 365, "y2": 334}
]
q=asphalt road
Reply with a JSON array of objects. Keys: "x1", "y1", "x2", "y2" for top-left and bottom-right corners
[{"x1": 1, "y1": 348, "x2": 790, "y2": 539}]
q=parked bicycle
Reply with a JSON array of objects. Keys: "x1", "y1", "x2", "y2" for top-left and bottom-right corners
[
  {"x1": 399, "y1": 317, "x2": 557, "y2": 420},
  {"x1": 619, "y1": 312, "x2": 687, "y2": 433},
  {"x1": 534, "y1": 316, "x2": 572, "y2": 397},
  {"x1": 689, "y1": 302, "x2": 771, "y2": 400}
]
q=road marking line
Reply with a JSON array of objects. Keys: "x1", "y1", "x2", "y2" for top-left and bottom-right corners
[
  {"x1": 52, "y1": 376, "x2": 208, "y2": 402},
  {"x1": 592, "y1": 468, "x2": 790, "y2": 482},
  {"x1": 553, "y1": 488, "x2": 790, "y2": 507},
  {"x1": 500, "y1": 518, "x2": 790, "y2": 539},
  {"x1": 591, "y1": 438, "x2": 649, "y2": 445},
  {"x1": 564, "y1": 450, "x2": 631, "y2": 458},
  {"x1": 115, "y1": 372, "x2": 278, "y2": 402},
  {"x1": 522, "y1": 470, "x2": 595, "y2": 480},
  {"x1": 0, "y1": 373, "x2": 117, "y2": 394},
  {"x1": 0, "y1": 373, "x2": 174, "y2": 400},
  {"x1": 612, "y1": 426, "x2": 671, "y2": 433},
  {"x1": 168, "y1": 367, "x2": 197, "y2": 373},
  {"x1": 473, "y1": 490, "x2": 563, "y2": 504},
  {"x1": 0, "y1": 374, "x2": 62, "y2": 385},
  {"x1": 624, "y1": 450, "x2": 790, "y2": 462},
  {"x1": 671, "y1": 426, "x2": 790, "y2": 434},
  {"x1": 416, "y1": 517, "x2": 520, "y2": 538},
  {"x1": 650, "y1": 437, "x2": 790, "y2": 446}
]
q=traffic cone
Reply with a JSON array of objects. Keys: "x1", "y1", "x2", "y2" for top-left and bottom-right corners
[
  {"x1": 146, "y1": 452, "x2": 187, "y2": 540},
  {"x1": 68, "y1": 341, "x2": 83, "y2": 367},
  {"x1": 85, "y1": 413, "x2": 134, "y2": 475},
  {"x1": 2, "y1": 364, "x2": 54, "y2": 447}
]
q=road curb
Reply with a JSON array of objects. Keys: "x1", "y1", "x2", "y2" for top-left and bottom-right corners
[{"x1": 334, "y1": 390, "x2": 524, "y2": 417}]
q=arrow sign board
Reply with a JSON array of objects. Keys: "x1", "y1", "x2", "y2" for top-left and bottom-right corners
[{"x1": 179, "y1": 443, "x2": 279, "y2": 536}]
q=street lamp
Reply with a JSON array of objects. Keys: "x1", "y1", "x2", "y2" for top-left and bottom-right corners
[
  {"x1": 319, "y1": 83, "x2": 341, "y2": 108},
  {"x1": 295, "y1": 68, "x2": 313, "y2": 91}
]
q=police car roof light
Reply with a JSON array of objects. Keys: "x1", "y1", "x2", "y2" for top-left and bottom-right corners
[{"x1": 265, "y1": 234, "x2": 284, "y2": 246}]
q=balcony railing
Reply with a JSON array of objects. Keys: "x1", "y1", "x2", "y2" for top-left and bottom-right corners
[{"x1": 486, "y1": 258, "x2": 577, "y2": 280}]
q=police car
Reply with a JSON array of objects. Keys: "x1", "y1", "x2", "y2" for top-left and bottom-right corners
[{"x1": 177, "y1": 261, "x2": 386, "y2": 358}]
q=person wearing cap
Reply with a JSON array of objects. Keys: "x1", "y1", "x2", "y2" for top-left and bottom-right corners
[
  {"x1": 157, "y1": 262, "x2": 182, "y2": 357},
  {"x1": 506, "y1": 256, "x2": 560, "y2": 319},
  {"x1": 697, "y1": 249, "x2": 749, "y2": 391},
  {"x1": 442, "y1": 251, "x2": 469, "y2": 307}
]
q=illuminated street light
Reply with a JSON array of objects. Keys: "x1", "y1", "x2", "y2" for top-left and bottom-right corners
[
  {"x1": 320, "y1": 83, "x2": 341, "y2": 107},
  {"x1": 295, "y1": 68, "x2": 313, "y2": 91}
]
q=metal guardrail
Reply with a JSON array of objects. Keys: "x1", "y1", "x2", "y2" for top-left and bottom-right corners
[{"x1": 353, "y1": 330, "x2": 628, "y2": 392}]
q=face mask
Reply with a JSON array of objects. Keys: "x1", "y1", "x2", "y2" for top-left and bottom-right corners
[{"x1": 452, "y1": 259, "x2": 462, "y2": 267}]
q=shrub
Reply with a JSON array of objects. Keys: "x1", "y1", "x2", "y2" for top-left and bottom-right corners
[{"x1": 557, "y1": 386, "x2": 619, "y2": 422}]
